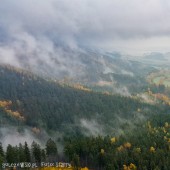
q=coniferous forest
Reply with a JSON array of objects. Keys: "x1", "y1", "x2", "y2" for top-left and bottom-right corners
[
  {"x1": 1, "y1": 0, "x2": 170, "y2": 169},
  {"x1": 0, "y1": 65, "x2": 170, "y2": 169},
  {"x1": 1, "y1": 115, "x2": 170, "y2": 170}
]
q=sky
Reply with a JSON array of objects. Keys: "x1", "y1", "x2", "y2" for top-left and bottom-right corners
[{"x1": 0, "y1": 0, "x2": 170, "y2": 56}]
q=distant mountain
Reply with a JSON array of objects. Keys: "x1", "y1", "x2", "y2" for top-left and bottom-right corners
[
  {"x1": 133, "y1": 52, "x2": 170, "y2": 68},
  {"x1": 0, "y1": 47, "x2": 155, "y2": 95},
  {"x1": 144, "y1": 52, "x2": 167, "y2": 60}
]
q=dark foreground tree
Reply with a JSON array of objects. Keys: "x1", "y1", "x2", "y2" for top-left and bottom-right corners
[
  {"x1": 24, "y1": 142, "x2": 31, "y2": 162},
  {"x1": 6, "y1": 144, "x2": 17, "y2": 163},
  {"x1": 46, "y1": 138, "x2": 58, "y2": 162},
  {"x1": 31, "y1": 141, "x2": 41, "y2": 164}
]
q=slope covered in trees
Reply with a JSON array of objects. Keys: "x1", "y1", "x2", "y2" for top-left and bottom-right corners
[
  {"x1": 0, "y1": 65, "x2": 170, "y2": 169},
  {"x1": 64, "y1": 114, "x2": 170, "y2": 170},
  {"x1": 1, "y1": 113, "x2": 170, "y2": 170},
  {"x1": 0, "y1": 65, "x2": 169, "y2": 135},
  {"x1": 0, "y1": 66, "x2": 169, "y2": 133}
]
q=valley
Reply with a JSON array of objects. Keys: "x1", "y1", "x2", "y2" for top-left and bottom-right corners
[{"x1": 0, "y1": 61, "x2": 170, "y2": 169}]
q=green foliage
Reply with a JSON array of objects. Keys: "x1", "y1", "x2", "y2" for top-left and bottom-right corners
[
  {"x1": 0, "y1": 116, "x2": 170, "y2": 170},
  {"x1": 64, "y1": 114, "x2": 170, "y2": 169},
  {"x1": 46, "y1": 138, "x2": 58, "y2": 162},
  {"x1": 18, "y1": 143, "x2": 26, "y2": 162},
  {"x1": 0, "y1": 65, "x2": 166, "y2": 135},
  {"x1": 24, "y1": 142, "x2": 31, "y2": 162},
  {"x1": 6, "y1": 144, "x2": 17, "y2": 163},
  {"x1": 31, "y1": 141, "x2": 41, "y2": 163},
  {"x1": 0, "y1": 142, "x2": 4, "y2": 167}
]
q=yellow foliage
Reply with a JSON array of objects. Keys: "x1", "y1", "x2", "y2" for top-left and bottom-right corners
[
  {"x1": 117, "y1": 145, "x2": 124, "y2": 152},
  {"x1": 150, "y1": 146, "x2": 155, "y2": 153},
  {"x1": 111, "y1": 137, "x2": 116, "y2": 144},
  {"x1": 123, "y1": 163, "x2": 137, "y2": 170},
  {"x1": 165, "y1": 122, "x2": 169, "y2": 128},
  {"x1": 124, "y1": 142, "x2": 132, "y2": 149},
  {"x1": 0, "y1": 100, "x2": 12, "y2": 107},
  {"x1": 135, "y1": 147, "x2": 141, "y2": 153},
  {"x1": 164, "y1": 136, "x2": 167, "y2": 140},
  {"x1": 123, "y1": 165, "x2": 130, "y2": 170},
  {"x1": 72, "y1": 84, "x2": 91, "y2": 92},
  {"x1": 81, "y1": 167, "x2": 89, "y2": 170},
  {"x1": 6, "y1": 109, "x2": 25, "y2": 121},
  {"x1": 100, "y1": 149, "x2": 105, "y2": 154},
  {"x1": 0, "y1": 100, "x2": 24, "y2": 121},
  {"x1": 129, "y1": 163, "x2": 137, "y2": 170}
]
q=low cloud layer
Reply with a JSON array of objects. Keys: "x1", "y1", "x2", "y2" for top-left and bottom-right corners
[{"x1": 0, "y1": 127, "x2": 40, "y2": 148}]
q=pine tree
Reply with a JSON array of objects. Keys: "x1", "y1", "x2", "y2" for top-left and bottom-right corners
[
  {"x1": 45, "y1": 138, "x2": 58, "y2": 162},
  {"x1": 31, "y1": 141, "x2": 41, "y2": 164},
  {"x1": 41, "y1": 149, "x2": 46, "y2": 162},
  {"x1": 24, "y1": 142, "x2": 31, "y2": 162},
  {"x1": 18, "y1": 143, "x2": 26, "y2": 162},
  {"x1": 6, "y1": 144, "x2": 16, "y2": 163},
  {"x1": 0, "y1": 142, "x2": 4, "y2": 166},
  {"x1": 0, "y1": 142, "x2": 4, "y2": 158},
  {"x1": 72, "y1": 154, "x2": 80, "y2": 170}
]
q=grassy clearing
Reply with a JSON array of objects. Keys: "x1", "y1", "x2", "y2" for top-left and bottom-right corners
[{"x1": 148, "y1": 70, "x2": 170, "y2": 87}]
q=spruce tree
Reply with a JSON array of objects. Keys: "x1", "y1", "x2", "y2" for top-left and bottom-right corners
[
  {"x1": 31, "y1": 141, "x2": 41, "y2": 164},
  {"x1": 24, "y1": 142, "x2": 31, "y2": 162},
  {"x1": 6, "y1": 144, "x2": 16, "y2": 163},
  {"x1": 45, "y1": 138, "x2": 58, "y2": 162},
  {"x1": 0, "y1": 142, "x2": 4, "y2": 166}
]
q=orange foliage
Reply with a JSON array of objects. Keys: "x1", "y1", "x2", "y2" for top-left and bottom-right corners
[
  {"x1": 123, "y1": 163, "x2": 137, "y2": 170},
  {"x1": 0, "y1": 100, "x2": 25, "y2": 121},
  {"x1": 0, "y1": 100, "x2": 12, "y2": 107},
  {"x1": 32, "y1": 127, "x2": 41, "y2": 134},
  {"x1": 150, "y1": 146, "x2": 156, "y2": 153},
  {"x1": 124, "y1": 142, "x2": 132, "y2": 149},
  {"x1": 72, "y1": 84, "x2": 91, "y2": 92},
  {"x1": 148, "y1": 91, "x2": 170, "y2": 106},
  {"x1": 117, "y1": 145, "x2": 124, "y2": 152},
  {"x1": 6, "y1": 109, "x2": 25, "y2": 121}
]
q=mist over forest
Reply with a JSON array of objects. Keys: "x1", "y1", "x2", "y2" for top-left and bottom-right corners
[{"x1": 1, "y1": 0, "x2": 170, "y2": 169}]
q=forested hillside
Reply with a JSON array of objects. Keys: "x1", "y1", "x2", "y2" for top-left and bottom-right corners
[
  {"x1": 1, "y1": 113, "x2": 170, "y2": 170},
  {"x1": 64, "y1": 115, "x2": 170, "y2": 170},
  {"x1": 0, "y1": 65, "x2": 168, "y2": 136},
  {"x1": 0, "y1": 65, "x2": 170, "y2": 170}
]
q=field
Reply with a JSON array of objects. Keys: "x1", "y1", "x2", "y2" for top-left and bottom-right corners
[{"x1": 148, "y1": 70, "x2": 170, "y2": 87}]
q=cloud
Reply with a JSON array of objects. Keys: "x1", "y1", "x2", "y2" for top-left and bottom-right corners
[
  {"x1": 80, "y1": 119, "x2": 104, "y2": 136},
  {"x1": 0, "y1": 127, "x2": 41, "y2": 148},
  {"x1": 0, "y1": 0, "x2": 170, "y2": 58}
]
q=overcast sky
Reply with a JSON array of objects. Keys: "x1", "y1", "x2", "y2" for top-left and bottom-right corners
[{"x1": 0, "y1": 0, "x2": 170, "y2": 56}]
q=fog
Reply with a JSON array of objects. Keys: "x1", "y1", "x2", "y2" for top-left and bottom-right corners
[{"x1": 0, "y1": 0, "x2": 170, "y2": 67}]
